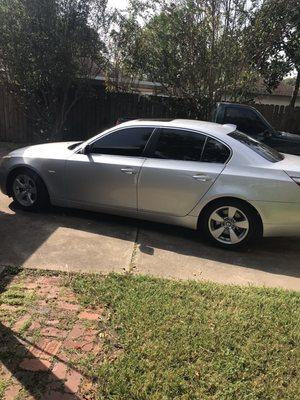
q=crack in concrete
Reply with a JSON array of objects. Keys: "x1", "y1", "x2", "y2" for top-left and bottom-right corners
[{"x1": 126, "y1": 225, "x2": 139, "y2": 274}]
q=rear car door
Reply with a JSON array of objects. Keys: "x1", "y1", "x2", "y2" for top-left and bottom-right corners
[
  {"x1": 138, "y1": 128, "x2": 231, "y2": 217},
  {"x1": 65, "y1": 127, "x2": 154, "y2": 211}
]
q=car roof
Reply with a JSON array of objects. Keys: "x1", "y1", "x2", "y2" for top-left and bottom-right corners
[{"x1": 118, "y1": 118, "x2": 236, "y2": 137}]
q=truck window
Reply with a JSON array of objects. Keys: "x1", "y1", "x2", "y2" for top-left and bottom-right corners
[{"x1": 223, "y1": 107, "x2": 268, "y2": 136}]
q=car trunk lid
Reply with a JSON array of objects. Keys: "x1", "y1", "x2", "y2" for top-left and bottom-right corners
[{"x1": 273, "y1": 153, "x2": 300, "y2": 177}]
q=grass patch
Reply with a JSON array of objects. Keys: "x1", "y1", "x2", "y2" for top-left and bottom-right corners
[
  {"x1": 0, "y1": 285, "x2": 36, "y2": 308},
  {"x1": 18, "y1": 317, "x2": 32, "y2": 335},
  {"x1": 0, "y1": 378, "x2": 9, "y2": 398},
  {"x1": 69, "y1": 274, "x2": 300, "y2": 400}
]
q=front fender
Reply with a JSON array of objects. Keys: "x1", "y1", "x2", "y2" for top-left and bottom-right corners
[{"x1": 3, "y1": 157, "x2": 65, "y2": 201}]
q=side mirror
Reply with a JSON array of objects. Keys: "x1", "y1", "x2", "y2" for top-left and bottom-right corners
[
  {"x1": 84, "y1": 144, "x2": 92, "y2": 154},
  {"x1": 263, "y1": 130, "x2": 273, "y2": 139}
]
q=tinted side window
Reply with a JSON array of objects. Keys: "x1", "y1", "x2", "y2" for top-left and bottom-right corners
[
  {"x1": 223, "y1": 107, "x2": 268, "y2": 135},
  {"x1": 202, "y1": 137, "x2": 230, "y2": 163},
  {"x1": 152, "y1": 129, "x2": 206, "y2": 161},
  {"x1": 91, "y1": 127, "x2": 154, "y2": 156}
]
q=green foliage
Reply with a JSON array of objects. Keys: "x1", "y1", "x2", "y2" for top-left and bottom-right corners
[
  {"x1": 70, "y1": 273, "x2": 300, "y2": 400},
  {"x1": 247, "y1": 0, "x2": 300, "y2": 106},
  {"x1": 0, "y1": 0, "x2": 298, "y2": 136},
  {"x1": 284, "y1": 77, "x2": 297, "y2": 87},
  {"x1": 0, "y1": 0, "x2": 108, "y2": 140},
  {"x1": 109, "y1": 0, "x2": 259, "y2": 119}
]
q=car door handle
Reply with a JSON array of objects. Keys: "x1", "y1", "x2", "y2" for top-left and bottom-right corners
[
  {"x1": 192, "y1": 174, "x2": 211, "y2": 182},
  {"x1": 121, "y1": 168, "x2": 137, "y2": 175}
]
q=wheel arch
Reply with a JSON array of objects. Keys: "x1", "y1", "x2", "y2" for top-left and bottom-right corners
[
  {"x1": 197, "y1": 196, "x2": 264, "y2": 235},
  {"x1": 6, "y1": 166, "x2": 49, "y2": 198}
]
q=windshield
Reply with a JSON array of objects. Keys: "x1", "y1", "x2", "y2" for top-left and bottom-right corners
[{"x1": 228, "y1": 130, "x2": 284, "y2": 163}]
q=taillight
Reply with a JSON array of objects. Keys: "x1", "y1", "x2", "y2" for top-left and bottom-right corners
[{"x1": 291, "y1": 177, "x2": 300, "y2": 187}]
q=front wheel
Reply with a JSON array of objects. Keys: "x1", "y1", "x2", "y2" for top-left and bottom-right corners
[
  {"x1": 200, "y1": 200, "x2": 261, "y2": 249},
  {"x1": 10, "y1": 169, "x2": 49, "y2": 211}
]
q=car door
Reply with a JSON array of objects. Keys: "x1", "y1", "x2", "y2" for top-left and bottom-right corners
[
  {"x1": 138, "y1": 128, "x2": 231, "y2": 217},
  {"x1": 65, "y1": 126, "x2": 154, "y2": 211}
]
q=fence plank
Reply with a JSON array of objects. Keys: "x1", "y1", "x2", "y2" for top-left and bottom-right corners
[{"x1": 0, "y1": 85, "x2": 299, "y2": 143}]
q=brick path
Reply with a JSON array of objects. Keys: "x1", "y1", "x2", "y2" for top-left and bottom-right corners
[{"x1": 0, "y1": 271, "x2": 104, "y2": 399}]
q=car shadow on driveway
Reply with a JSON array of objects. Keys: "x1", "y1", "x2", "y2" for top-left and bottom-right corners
[
  {"x1": 134, "y1": 219, "x2": 300, "y2": 285},
  {"x1": 0, "y1": 199, "x2": 299, "y2": 282},
  {"x1": 0, "y1": 198, "x2": 138, "y2": 273}
]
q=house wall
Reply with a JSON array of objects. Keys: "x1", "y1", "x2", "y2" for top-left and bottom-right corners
[{"x1": 255, "y1": 95, "x2": 300, "y2": 107}]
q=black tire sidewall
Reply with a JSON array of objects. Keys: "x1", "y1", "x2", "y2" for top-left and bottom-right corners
[
  {"x1": 11, "y1": 169, "x2": 49, "y2": 211},
  {"x1": 200, "y1": 199, "x2": 260, "y2": 249}
]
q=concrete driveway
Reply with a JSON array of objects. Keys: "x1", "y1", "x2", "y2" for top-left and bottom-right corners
[{"x1": 1, "y1": 146, "x2": 300, "y2": 291}]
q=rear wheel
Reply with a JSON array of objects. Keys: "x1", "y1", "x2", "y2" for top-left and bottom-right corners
[
  {"x1": 200, "y1": 199, "x2": 261, "y2": 249},
  {"x1": 10, "y1": 169, "x2": 49, "y2": 211}
]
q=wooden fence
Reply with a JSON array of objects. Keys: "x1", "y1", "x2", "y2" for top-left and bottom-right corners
[
  {"x1": 0, "y1": 86, "x2": 28, "y2": 142},
  {"x1": 0, "y1": 85, "x2": 299, "y2": 143},
  {"x1": 65, "y1": 90, "x2": 187, "y2": 141},
  {"x1": 255, "y1": 104, "x2": 300, "y2": 136}
]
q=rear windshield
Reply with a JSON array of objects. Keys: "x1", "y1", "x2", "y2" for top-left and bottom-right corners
[{"x1": 228, "y1": 130, "x2": 284, "y2": 163}]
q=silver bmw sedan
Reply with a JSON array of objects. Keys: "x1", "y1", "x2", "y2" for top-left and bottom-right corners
[{"x1": 1, "y1": 119, "x2": 300, "y2": 249}]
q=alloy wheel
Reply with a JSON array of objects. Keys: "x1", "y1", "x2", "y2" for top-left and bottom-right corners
[
  {"x1": 208, "y1": 206, "x2": 249, "y2": 245},
  {"x1": 13, "y1": 174, "x2": 37, "y2": 207}
]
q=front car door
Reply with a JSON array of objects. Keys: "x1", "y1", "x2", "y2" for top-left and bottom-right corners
[
  {"x1": 138, "y1": 128, "x2": 231, "y2": 217},
  {"x1": 65, "y1": 126, "x2": 154, "y2": 212}
]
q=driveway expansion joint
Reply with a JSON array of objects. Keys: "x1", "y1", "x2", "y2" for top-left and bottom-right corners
[{"x1": 126, "y1": 225, "x2": 140, "y2": 274}]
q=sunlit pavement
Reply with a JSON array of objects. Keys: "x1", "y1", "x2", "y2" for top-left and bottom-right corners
[{"x1": 1, "y1": 190, "x2": 300, "y2": 291}]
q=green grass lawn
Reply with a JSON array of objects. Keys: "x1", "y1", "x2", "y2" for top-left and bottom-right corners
[{"x1": 69, "y1": 274, "x2": 300, "y2": 400}]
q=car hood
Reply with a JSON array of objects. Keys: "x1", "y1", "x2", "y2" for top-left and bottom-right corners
[
  {"x1": 277, "y1": 131, "x2": 300, "y2": 143},
  {"x1": 8, "y1": 141, "x2": 82, "y2": 159},
  {"x1": 274, "y1": 153, "x2": 300, "y2": 176}
]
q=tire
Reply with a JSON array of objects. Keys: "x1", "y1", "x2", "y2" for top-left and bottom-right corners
[
  {"x1": 199, "y1": 199, "x2": 261, "y2": 249},
  {"x1": 10, "y1": 169, "x2": 49, "y2": 211}
]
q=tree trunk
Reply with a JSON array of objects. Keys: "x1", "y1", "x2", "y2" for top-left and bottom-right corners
[{"x1": 290, "y1": 69, "x2": 300, "y2": 108}]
